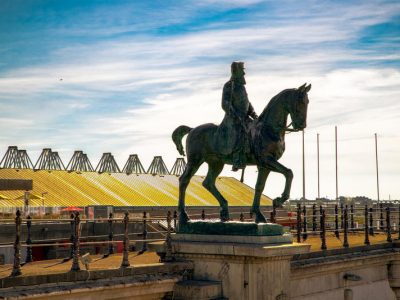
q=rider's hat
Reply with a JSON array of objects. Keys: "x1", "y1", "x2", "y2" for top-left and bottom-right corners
[{"x1": 231, "y1": 61, "x2": 244, "y2": 74}]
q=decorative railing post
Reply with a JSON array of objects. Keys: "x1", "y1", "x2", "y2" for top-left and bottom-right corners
[
  {"x1": 296, "y1": 203, "x2": 301, "y2": 243},
  {"x1": 343, "y1": 206, "x2": 349, "y2": 248},
  {"x1": 108, "y1": 212, "x2": 114, "y2": 255},
  {"x1": 319, "y1": 205, "x2": 323, "y2": 238},
  {"x1": 141, "y1": 211, "x2": 148, "y2": 253},
  {"x1": 71, "y1": 212, "x2": 81, "y2": 271},
  {"x1": 25, "y1": 215, "x2": 33, "y2": 263},
  {"x1": 380, "y1": 203, "x2": 384, "y2": 230},
  {"x1": 350, "y1": 204, "x2": 355, "y2": 233},
  {"x1": 164, "y1": 211, "x2": 173, "y2": 262},
  {"x1": 334, "y1": 204, "x2": 340, "y2": 238},
  {"x1": 201, "y1": 209, "x2": 206, "y2": 220},
  {"x1": 398, "y1": 203, "x2": 400, "y2": 240},
  {"x1": 69, "y1": 213, "x2": 74, "y2": 259},
  {"x1": 302, "y1": 205, "x2": 308, "y2": 241},
  {"x1": 321, "y1": 208, "x2": 327, "y2": 250},
  {"x1": 369, "y1": 207, "x2": 374, "y2": 236},
  {"x1": 11, "y1": 210, "x2": 22, "y2": 276},
  {"x1": 121, "y1": 212, "x2": 130, "y2": 268},
  {"x1": 340, "y1": 203, "x2": 344, "y2": 229},
  {"x1": 386, "y1": 207, "x2": 392, "y2": 243},
  {"x1": 240, "y1": 212, "x2": 245, "y2": 222},
  {"x1": 312, "y1": 204, "x2": 317, "y2": 233},
  {"x1": 270, "y1": 206, "x2": 276, "y2": 223},
  {"x1": 173, "y1": 210, "x2": 178, "y2": 230},
  {"x1": 364, "y1": 205, "x2": 370, "y2": 245}
]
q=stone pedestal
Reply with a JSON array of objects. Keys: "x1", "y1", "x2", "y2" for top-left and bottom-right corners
[{"x1": 171, "y1": 233, "x2": 310, "y2": 300}]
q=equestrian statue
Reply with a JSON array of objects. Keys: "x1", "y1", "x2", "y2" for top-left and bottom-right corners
[{"x1": 172, "y1": 62, "x2": 311, "y2": 224}]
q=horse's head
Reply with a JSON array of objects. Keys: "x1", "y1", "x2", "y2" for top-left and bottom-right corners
[{"x1": 287, "y1": 83, "x2": 311, "y2": 131}]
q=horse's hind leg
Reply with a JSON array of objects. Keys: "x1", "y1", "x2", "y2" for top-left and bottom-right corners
[
  {"x1": 252, "y1": 166, "x2": 270, "y2": 223},
  {"x1": 202, "y1": 161, "x2": 229, "y2": 222},
  {"x1": 179, "y1": 159, "x2": 202, "y2": 224}
]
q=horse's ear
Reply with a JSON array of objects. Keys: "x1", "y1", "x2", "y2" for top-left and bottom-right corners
[
  {"x1": 305, "y1": 84, "x2": 311, "y2": 93},
  {"x1": 297, "y1": 83, "x2": 307, "y2": 92}
]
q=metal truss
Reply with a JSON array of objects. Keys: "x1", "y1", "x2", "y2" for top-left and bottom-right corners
[
  {"x1": 147, "y1": 156, "x2": 169, "y2": 175},
  {"x1": 34, "y1": 148, "x2": 66, "y2": 170},
  {"x1": 95, "y1": 153, "x2": 121, "y2": 173},
  {"x1": 66, "y1": 150, "x2": 94, "y2": 172},
  {"x1": 0, "y1": 146, "x2": 34, "y2": 169},
  {"x1": 122, "y1": 154, "x2": 146, "y2": 174},
  {"x1": 169, "y1": 157, "x2": 186, "y2": 176}
]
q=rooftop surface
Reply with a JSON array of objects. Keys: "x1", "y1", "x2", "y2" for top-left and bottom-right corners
[{"x1": 0, "y1": 169, "x2": 272, "y2": 207}]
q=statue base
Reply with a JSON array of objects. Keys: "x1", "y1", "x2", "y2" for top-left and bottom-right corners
[
  {"x1": 177, "y1": 220, "x2": 283, "y2": 236},
  {"x1": 171, "y1": 233, "x2": 310, "y2": 300}
]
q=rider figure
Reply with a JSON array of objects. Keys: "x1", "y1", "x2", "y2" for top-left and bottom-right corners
[{"x1": 221, "y1": 62, "x2": 258, "y2": 171}]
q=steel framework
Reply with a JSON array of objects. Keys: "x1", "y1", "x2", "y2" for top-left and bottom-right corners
[
  {"x1": 122, "y1": 154, "x2": 146, "y2": 174},
  {"x1": 34, "y1": 148, "x2": 65, "y2": 170},
  {"x1": 147, "y1": 156, "x2": 169, "y2": 175},
  {"x1": 0, "y1": 146, "x2": 34, "y2": 169},
  {"x1": 96, "y1": 153, "x2": 121, "y2": 173},
  {"x1": 66, "y1": 151, "x2": 94, "y2": 172},
  {"x1": 170, "y1": 157, "x2": 186, "y2": 176}
]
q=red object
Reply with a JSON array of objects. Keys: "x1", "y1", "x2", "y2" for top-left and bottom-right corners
[{"x1": 61, "y1": 206, "x2": 83, "y2": 212}]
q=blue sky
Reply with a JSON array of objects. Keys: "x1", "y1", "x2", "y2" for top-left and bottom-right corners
[{"x1": 0, "y1": 0, "x2": 399, "y2": 200}]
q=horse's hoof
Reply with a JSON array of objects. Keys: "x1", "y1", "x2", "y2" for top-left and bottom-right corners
[
  {"x1": 255, "y1": 212, "x2": 267, "y2": 224},
  {"x1": 273, "y1": 197, "x2": 285, "y2": 208},
  {"x1": 179, "y1": 211, "x2": 190, "y2": 225},
  {"x1": 220, "y1": 209, "x2": 230, "y2": 222}
]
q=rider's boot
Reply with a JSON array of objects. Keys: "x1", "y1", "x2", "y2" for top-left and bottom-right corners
[{"x1": 232, "y1": 150, "x2": 245, "y2": 172}]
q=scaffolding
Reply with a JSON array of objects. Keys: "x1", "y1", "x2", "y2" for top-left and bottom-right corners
[
  {"x1": 66, "y1": 150, "x2": 94, "y2": 172},
  {"x1": 147, "y1": 156, "x2": 169, "y2": 175},
  {"x1": 170, "y1": 157, "x2": 186, "y2": 176},
  {"x1": 0, "y1": 146, "x2": 34, "y2": 169},
  {"x1": 34, "y1": 148, "x2": 66, "y2": 170},
  {"x1": 122, "y1": 154, "x2": 146, "y2": 174},
  {"x1": 95, "y1": 153, "x2": 121, "y2": 173}
]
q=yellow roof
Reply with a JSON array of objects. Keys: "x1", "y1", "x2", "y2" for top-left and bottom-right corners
[{"x1": 0, "y1": 169, "x2": 272, "y2": 207}]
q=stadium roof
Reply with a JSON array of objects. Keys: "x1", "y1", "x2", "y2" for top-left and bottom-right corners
[{"x1": 0, "y1": 169, "x2": 272, "y2": 207}]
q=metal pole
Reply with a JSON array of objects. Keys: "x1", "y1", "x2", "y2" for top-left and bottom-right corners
[
  {"x1": 25, "y1": 215, "x2": 33, "y2": 263},
  {"x1": 71, "y1": 212, "x2": 80, "y2": 271},
  {"x1": 375, "y1": 133, "x2": 380, "y2": 204},
  {"x1": 343, "y1": 205, "x2": 349, "y2": 248},
  {"x1": 11, "y1": 210, "x2": 22, "y2": 276},
  {"x1": 321, "y1": 208, "x2": 327, "y2": 250},
  {"x1": 334, "y1": 204, "x2": 340, "y2": 238},
  {"x1": 296, "y1": 203, "x2": 301, "y2": 243},
  {"x1": 164, "y1": 211, "x2": 173, "y2": 262},
  {"x1": 386, "y1": 207, "x2": 392, "y2": 242},
  {"x1": 317, "y1": 133, "x2": 320, "y2": 199},
  {"x1": 302, "y1": 129, "x2": 305, "y2": 203},
  {"x1": 302, "y1": 205, "x2": 308, "y2": 241},
  {"x1": 364, "y1": 205, "x2": 370, "y2": 245},
  {"x1": 69, "y1": 213, "x2": 74, "y2": 259},
  {"x1": 121, "y1": 212, "x2": 130, "y2": 268},
  {"x1": 369, "y1": 207, "x2": 374, "y2": 236},
  {"x1": 108, "y1": 213, "x2": 114, "y2": 255},
  {"x1": 141, "y1": 211, "x2": 147, "y2": 253},
  {"x1": 335, "y1": 126, "x2": 338, "y2": 205}
]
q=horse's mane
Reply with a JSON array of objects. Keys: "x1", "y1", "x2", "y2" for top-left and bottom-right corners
[{"x1": 257, "y1": 89, "x2": 292, "y2": 123}]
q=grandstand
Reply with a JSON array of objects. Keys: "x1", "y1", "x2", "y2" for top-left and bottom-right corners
[{"x1": 0, "y1": 147, "x2": 272, "y2": 208}]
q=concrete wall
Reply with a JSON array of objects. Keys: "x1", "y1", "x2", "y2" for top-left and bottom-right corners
[{"x1": 290, "y1": 245, "x2": 398, "y2": 300}]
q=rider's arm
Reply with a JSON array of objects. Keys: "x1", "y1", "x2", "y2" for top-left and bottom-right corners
[{"x1": 221, "y1": 81, "x2": 233, "y2": 113}]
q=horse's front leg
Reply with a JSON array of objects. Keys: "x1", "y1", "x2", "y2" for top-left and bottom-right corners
[
  {"x1": 263, "y1": 156, "x2": 293, "y2": 208},
  {"x1": 251, "y1": 167, "x2": 270, "y2": 223}
]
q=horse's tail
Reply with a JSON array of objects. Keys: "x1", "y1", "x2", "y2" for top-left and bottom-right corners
[{"x1": 172, "y1": 125, "x2": 192, "y2": 156}]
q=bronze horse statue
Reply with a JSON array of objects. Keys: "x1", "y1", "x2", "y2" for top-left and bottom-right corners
[{"x1": 172, "y1": 83, "x2": 311, "y2": 224}]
